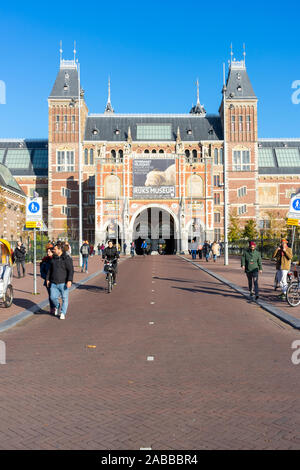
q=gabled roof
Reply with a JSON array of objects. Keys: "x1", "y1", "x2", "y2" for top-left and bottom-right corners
[
  {"x1": 84, "y1": 114, "x2": 223, "y2": 142},
  {"x1": 258, "y1": 139, "x2": 300, "y2": 174}
]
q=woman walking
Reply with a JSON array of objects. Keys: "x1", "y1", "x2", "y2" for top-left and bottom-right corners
[{"x1": 40, "y1": 245, "x2": 56, "y2": 314}]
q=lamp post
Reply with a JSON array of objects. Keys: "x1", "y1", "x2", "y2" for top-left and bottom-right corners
[{"x1": 222, "y1": 63, "x2": 229, "y2": 266}]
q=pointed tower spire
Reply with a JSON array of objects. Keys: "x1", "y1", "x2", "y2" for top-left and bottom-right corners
[
  {"x1": 243, "y1": 43, "x2": 246, "y2": 66},
  {"x1": 196, "y1": 78, "x2": 200, "y2": 106},
  {"x1": 230, "y1": 43, "x2": 234, "y2": 65},
  {"x1": 127, "y1": 126, "x2": 132, "y2": 143},
  {"x1": 104, "y1": 76, "x2": 114, "y2": 114},
  {"x1": 189, "y1": 79, "x2": 206, "y2": 115}
]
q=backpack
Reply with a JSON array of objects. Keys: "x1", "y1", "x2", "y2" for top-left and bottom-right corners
[{"x1": 81, "y1": 244, "x2": 89, "y2": 256}]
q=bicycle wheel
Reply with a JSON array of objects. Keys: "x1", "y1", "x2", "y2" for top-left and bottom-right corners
[
  {"x1": 4, "y1": 285, "x2": 13, "y2": 308},
  {"x1": 286, "y1": 282, "x2": 300, "y2": 307}
]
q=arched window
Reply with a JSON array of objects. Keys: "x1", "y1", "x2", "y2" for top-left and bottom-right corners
[
  {"x1": 118, "y1": 149, "x2": 123, "y2": 162},
  {"x1": 84, "y1": 148, "x2": 88, "y2": 165},
  {"x1": 151, "y1": 149, "x2": 157, "y2": 153},
  {"x1": 159, "y1": 149, "x2": 164, "y2": 154},
  {"x1": 144, "y1": 149, "x2": 150, "y2": 154},
  {"x1": 111, "y1": 149, "x2": 116, "y2": 161},
  {"x1": 187, "y1": 174, "x2": 203, "y2": 197},
  {"x1": 219, "y1": 148, "x2": 224, "y2": 165},
  {"x1": 104, "y1": 175, "x2": 121, "y2": 199},
  {"x1": 192, "y1": 149, "x2": 197, "y2": 162},
  {"x1": 90, "y1": 148, "x2": 94, "y2": 165},
  {"x1": 185, "y1": 149, "x2": 190, "y2": 162},
  {"x1": 214, "y1": 148, "x2": 218, "y2": 165}
]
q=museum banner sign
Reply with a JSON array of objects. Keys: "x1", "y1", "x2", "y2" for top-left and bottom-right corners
[{"x1": 132, "y1": 158, "x2": 176, "y2": 199}]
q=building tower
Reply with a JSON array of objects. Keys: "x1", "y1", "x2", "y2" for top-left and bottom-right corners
[
  {"x1": 219, "y1": 46, "x2": 258, "y2": 235},
  {"x1": 48, "y1": 44, "x2": 88, "y2": 241}
]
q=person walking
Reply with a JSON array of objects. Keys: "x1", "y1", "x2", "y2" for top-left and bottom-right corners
[
  {"x1": 123, "y1": 242, "x2": 127, "y2": 255},
  {"x1": 141, "y1": 240, "x2": 147, "y2": 257},
  {"x1": 190, "y1": 238, "x2": 198, "y2": 260},
  {"x1": 241, "y1": 241, "x2": 262, "y2": 300},
  {"x1": 130, "y1": 241, "x2": 135, "y2": 258},
  {"x1": 80, "y1": 240, "x2": 89, "y2": 273},
  {"x1": 40, "y1": 245, "x2": 56, "y2": 315},
  {"x1": 197, "y1": 242, "x2": 203, "y2": 260},
  {"x1": 46, "y1": 242, "x2": 74, "y2": 319},
  {"x1": 272, "y1": 238, "x2": 293, "y2": 299},
  {"x1": 202, "y1": 241, "x2": 211, "y2": 262},
  {"x1": 63, "y1": 242, "x2": 72, "y2": 258},
  {"x1": 97, "y1": 243, "x2": 102, "y2": 256},
  {"x1": 211, "y1": 241, "x2": 220, "y2": 262},
  {"x1": 14, "y1": 241, "x2": 26, "y2": 278}
]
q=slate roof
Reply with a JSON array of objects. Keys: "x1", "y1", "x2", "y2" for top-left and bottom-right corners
[
  {"x1": 49, "y1": 64, "x2": 79, "y2": 99},
  {"x1": 225, "y1": 61, "x2": 256, "y2": 100},
  {"x1": 84, "y1": 114, "x2": 224, "y2": 142}
]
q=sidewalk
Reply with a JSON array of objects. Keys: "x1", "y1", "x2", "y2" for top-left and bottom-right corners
[
  {"x1": 182, "y1": 254, "x2": 300, "y2": 328},
  {"x1": 0, "y1": 254, "x2": 127, "y2": 331}
]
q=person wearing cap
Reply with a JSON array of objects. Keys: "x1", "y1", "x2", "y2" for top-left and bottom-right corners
[
  {"x1": 272, "y1": 239, "x2": 293, "y2": 299},
  {"x1": 241, "y1": 241, "x2": 263, "y2": 300}
]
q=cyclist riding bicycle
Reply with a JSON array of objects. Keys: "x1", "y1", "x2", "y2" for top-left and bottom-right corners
[{"x1": 102, "y1": 240, "x2": 119, "y2": 285}]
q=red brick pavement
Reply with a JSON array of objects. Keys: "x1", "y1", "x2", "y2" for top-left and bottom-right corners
[
  {"x1": 0, "y1": 255, "x2": 122, "y2": 324},
  {"x1": 187, "y1": 254, "x2": 300, "y2": 319},
  {"x1": 0, "y1": 255, "x2": 299, "y2": 450}
]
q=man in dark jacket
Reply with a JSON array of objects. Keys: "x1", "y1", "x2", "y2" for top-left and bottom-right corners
[
  {"x1": 46, "y1": 242, "x2": 74, "y2": 319},
  {"x1": 241, "y1": 241, "x2": 263, "y2": 300},
  {"x1": 14, "y1": 241, "x2": 26, "y2": 278},
  {"x1": 102, "y1": 240, "x2": 119, "y2": 285}
]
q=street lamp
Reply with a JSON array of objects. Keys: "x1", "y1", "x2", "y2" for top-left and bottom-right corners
[{"x1": 222, "y1": 63, "x2": 229, "y2": 266}]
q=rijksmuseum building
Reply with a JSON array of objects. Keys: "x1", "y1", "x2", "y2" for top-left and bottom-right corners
[{"x1": 1, "y1": 51, "x2": 300, "y2": 252}]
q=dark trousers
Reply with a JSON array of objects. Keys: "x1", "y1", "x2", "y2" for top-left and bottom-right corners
[
  {"x1": 198, "y1": 250, "x2": 202, "y2": 259},
  {"x1": 46, "y1": 285, "x2": 56, "y2": 309},
  {"x1": 191, "y1": 250, "x2": 197, "y2": 259},
  {"x1": 246, "y1": 271, "x2": 259, "y2": 296},
  {"x1": 16, "y1": 260, "x2": 25, "y2": 277}
]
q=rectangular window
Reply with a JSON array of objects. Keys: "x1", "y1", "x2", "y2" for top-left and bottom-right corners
[
  {"x1": 238, "y1": 204, "x2": 247, "y2": 215},
  {"x1": 63, "y1": 115, "x2": 67, "y2": 132},
  {"x1": 214, "y1": 212, "x2": 221, "y2": 223},
  {"x1": 214, "y1": 193, "x2": 220, "y2": 205},
  {"x1": 237, "y1": 186, "x2": 247, "y2": 198},
  {"x1": 71, "y1": 115, "x2": 75, "y2": 132},
  {"x1": 90, "y1": 149, "x2": 94, "y2": 165},
  {"x1": 231, "y1": 116, "x2": 235, "y2": 133},
  {"x1": 246, "y1": 115, "x2": 251, "y2": 132},
  {"x1": 214, "y1": 148, "x2": 218, "y2": 165},
  {"x1": 219, "y1": 148, "x2": 224, "y2": 165},
  {"x1": 84, "y1": 148, "x2": 88, "y2": 165},
  {"x1": 233, "y1": 150, "x2": 250, "y2": 171},
  {"x1": 136, "y1": 124, "x2": 172, "y2": 140},
  {"x1": 56, "y1": 115, "x2": 60, "y2": 131},
  {"x1": 214, "y1": 175, "x2": 220, "y2": 187},
  {"x1": 57, "y1": 150, "x2": 74, "y2": 172},
  {"x1": 239, "y1": 115, "x2": 243, "y2": 132},
  {"x1": 61, "y1": 206, "x2": 71, "y2": 216},
  {"x1": 214, "y1": 228, "x2": 221, "y2": 241},
  {"x1": 88, "y1": 175, "x2": 95, "y2": 188},
  {"x1": 88, "y1": 193, "x2": 95, "y2": 205},
  {"x1": 32, "y1": 149, "x2": 48, "y2": 169},
  {"x1": 61, "y1": 187, "x2": 71, "y2": 198}
]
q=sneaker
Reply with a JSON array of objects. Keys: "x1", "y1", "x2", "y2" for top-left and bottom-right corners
[
  {"x1": 85, "y1": 270, "x2": 88, "y2": 274},
  {"x1": 60, "y1": 313, "x2": 65, "y2": 320},
  {"x1": 54, "y1": 308, "x2": 59, "y2": 316},
  {"x1": 113, "y1": 282, "x2": 117, "y2": 286}
]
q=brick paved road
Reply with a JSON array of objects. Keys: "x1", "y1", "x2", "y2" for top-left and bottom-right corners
[{"x1": 0, "y1": 255, "x2": 299, "y2": 450}]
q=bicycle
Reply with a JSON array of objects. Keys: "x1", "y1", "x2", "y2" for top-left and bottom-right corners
[
  {"x1": 104, "y1": 258, "x2": 117, "y2": 293},
  {"x1": 286, "y1": 265, "x2": 300, "y2": 307}
]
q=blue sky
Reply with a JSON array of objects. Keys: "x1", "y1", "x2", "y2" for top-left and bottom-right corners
[{"x1": 0, "y1": 0, "x2": 299, "y2": 138}]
